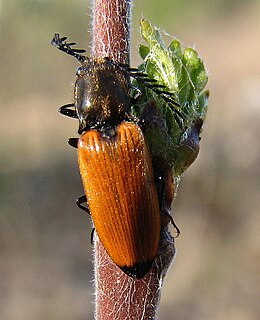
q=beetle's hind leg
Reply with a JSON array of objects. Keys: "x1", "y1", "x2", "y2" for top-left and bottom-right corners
[
  {"x1": 162, "y1": 208, "x2": 181, "y2": 237},
  {"x1": 77, "y1": 195, "x2": 90, "y2": 214}
]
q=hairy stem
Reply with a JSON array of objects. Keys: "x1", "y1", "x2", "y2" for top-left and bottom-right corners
[
  {"x1": 92, "y1": 0, "x2": 131, "y2": 64},
  {"x1": 91, "y1": 1, "x2": 176, "y2": 319}
]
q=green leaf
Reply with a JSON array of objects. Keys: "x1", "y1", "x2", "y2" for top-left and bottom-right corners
[
  {"x1": 139, "y1": 45, "x2": 150, "y2": 59},
  {"x1": 133, "y1": 19, "x2": 209, "y2": 177},
  {"x1": 169, "y1": 39, "x2": 182, "y2": 59}
]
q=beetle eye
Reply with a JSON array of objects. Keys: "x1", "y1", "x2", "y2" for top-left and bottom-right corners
[{"x1": 76, "y1": 67, "x2": 85, "y2": 76}]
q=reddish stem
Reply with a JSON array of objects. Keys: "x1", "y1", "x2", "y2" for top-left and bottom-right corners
[
  {"x1": 91, "y1": 1, "x2": 176, "y2": 319},
  {"x1": 94, "y1": 231, "x2": 175, "y2": 320},
  {"x1": 92, "y1": 0, "x2": 131, "y2": 64}
]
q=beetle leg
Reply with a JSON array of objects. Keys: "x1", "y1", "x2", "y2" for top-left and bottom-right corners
[
  {"x1": 162, "y1": 208, "x2": 181, "y2": 237},
  {"x1": 59, "y1": 104, "x2": 78, "y2": 118},
  {"x1": 68, "y1": 138, "x2": 78, "y2": 148},
  {"x1": 76, "y1": 195, "x2": 96, "y2": 244},
  {"x1": 90, "y1": 228, "x2": 95, "y2": 245},
  {"x1": 76, "y1": 195, "x2": 90, "y2": 214}
]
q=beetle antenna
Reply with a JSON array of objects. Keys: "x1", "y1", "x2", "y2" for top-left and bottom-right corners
[
  {"x1": 115, "y1": 61, "x2": 185, "y2": 123},
  {"x1": 126, "y1": 67, "x2": 180, "y2": 107},
  {"x1": 51, "y1": 33, "x2": 86, "y2": 63}
]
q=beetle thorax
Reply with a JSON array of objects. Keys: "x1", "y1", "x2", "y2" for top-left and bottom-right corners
[{"x1": 74, "y1": 58, "x2": 130, "y2": 133}]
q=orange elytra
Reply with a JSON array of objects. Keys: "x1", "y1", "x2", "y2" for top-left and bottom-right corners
[
  {"x1": 78, "y1": 122, "x2": 160, "y2": 277},
  {"x1": 51, "y1": 34, "x2": 162, "y2": 277}
]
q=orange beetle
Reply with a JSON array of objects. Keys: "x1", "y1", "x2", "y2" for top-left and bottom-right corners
[{"x1": 51, "y1": 34, "x2": 161, "y2": 277}]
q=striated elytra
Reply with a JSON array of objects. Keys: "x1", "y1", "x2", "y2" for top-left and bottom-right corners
[{"x1": 78, "y1": 122, "x2": 160, "y2": 278}]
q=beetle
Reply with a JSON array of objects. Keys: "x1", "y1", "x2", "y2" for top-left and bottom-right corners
[{"x1": 51, "y1": 34, "x2": 180, "y2": 277}]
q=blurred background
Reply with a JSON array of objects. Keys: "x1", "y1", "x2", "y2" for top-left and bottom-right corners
[{"x1": 0, "y1": 0, "x2": 259, "y2": 319}]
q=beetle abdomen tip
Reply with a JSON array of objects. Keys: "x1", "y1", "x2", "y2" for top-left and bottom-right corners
[{"x1": 120, "y1": 260, "x2": 153, "y2": 279}]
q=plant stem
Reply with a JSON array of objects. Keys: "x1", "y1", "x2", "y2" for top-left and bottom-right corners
[
  {"x1": 92, "y1": 0, "x2": 131, "y2": 64},
  {"x1": 91, "y1": 1, "x2": 176, "y2": 319}
]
